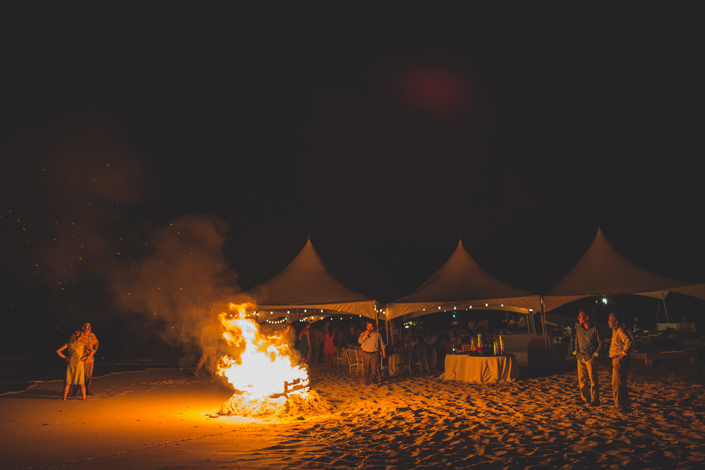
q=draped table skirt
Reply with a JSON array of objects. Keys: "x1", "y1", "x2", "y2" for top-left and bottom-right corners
[{"x1": 440, "y1": 354, "x2": 519, "y2": 383}]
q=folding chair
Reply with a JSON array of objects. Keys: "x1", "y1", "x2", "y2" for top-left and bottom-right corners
[
  {"x1": 379, "y1": 355, "x2": 388, "y2": 378},
  {"x1": 410, "y1": 349, "x2": 431, "y2": 375},
  {"x1": 398, "y1": 351, "x2": 410, "y2": 372},
  {"x1": 333, "y1": 348, "x2": 345, "y2": 367},
  {"x1": 345, "y1": 348, "x2": 363, "y2": 375}
]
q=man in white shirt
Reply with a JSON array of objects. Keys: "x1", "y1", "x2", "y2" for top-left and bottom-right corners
[
  {"x1": 608, "y1": 312, "x2": 635, "y2": 413},
  {"x1": 358, "y1": 321, "x2": 386, "y2": 385}
]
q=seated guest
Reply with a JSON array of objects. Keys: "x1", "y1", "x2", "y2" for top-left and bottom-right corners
[
  {"x1": 437, "y1": 333, "x2": 452, "y2": 371},
  {"x1": 467, "y1": 320, "x2": 476, "y2": 335},
  {"x1": 424, "y1": 328, "x2": 437, "y2": 346},
  {"x1": 479, "y1": 318, "x2": 490, "y2": 335},
  {"x1": 508, "y1": 315, "x2": 518, "y2": 333}
]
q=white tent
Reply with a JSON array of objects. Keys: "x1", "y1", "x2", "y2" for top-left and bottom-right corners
[
  {"x1": 386, "y1": 240, "x2": 542, "y2": 321},
  {"x1": 237, "y1": 238, "x2": 378, "y2": 321},
  {"x1": 544, "y1": 228, "x2": 705, "y2": 311}
]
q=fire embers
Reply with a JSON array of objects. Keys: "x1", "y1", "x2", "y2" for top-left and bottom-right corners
[
  {"x1": 216, "y1": 303, "x2": 330, "y2": 418},
  {"x1": 218, "y1": 388, "x2": 331, "y2": 419}
]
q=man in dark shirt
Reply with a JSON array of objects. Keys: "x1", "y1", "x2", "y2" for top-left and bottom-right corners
[{"x1": 574, "y1": 310, "x2": 602, "y2": 406}]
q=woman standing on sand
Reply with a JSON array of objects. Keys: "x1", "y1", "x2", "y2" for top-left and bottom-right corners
[
  {"x1": 56, "y1": 335, "x2": 86, "y2": 400},
  {"x1": 323, "y1": 328, "x2": 335, "y2": 367},
  {"x1": 298, "y1": 323, "x2": 311, "y2": 363}
]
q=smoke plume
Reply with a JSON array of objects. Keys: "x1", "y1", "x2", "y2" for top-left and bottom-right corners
[
  {"x1": 113, "y1": 215, "x2": 240, "y2": 348},
  {"x1": 1, "y1": 113, "x2": 241, "y2": 354}
]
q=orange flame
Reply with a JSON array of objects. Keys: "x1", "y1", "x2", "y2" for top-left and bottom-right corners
[{"x1": 217, "y1": 302, "x2": 308, "y2": 401}]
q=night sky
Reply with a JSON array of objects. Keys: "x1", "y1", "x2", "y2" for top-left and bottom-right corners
[{"x1": 2, "y1": 4, "x2": 704, "y2": 356}]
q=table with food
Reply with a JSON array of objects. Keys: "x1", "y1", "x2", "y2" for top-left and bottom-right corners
[{"x1": 440, "y1": 335, "x2": 519, "y2": 383}]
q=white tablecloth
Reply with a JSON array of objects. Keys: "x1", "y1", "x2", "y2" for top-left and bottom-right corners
[{"x1": 440, "y1": 354, "x2": 519, "y2": 383}]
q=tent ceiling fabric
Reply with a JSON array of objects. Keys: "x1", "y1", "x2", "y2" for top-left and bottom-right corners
[
  {"x1": 387, "y1": 240, "x2": 541, "y2": 320},
  {"x1": 663, "y1": 284, "x2": 705, "y2": 302},
  {"x1": 240, "y1": 239, "x2": 377, "y2": 320},
  {"x1": 632, "y1": 291, "x2": 669, "y2": 300},
  {"x1": 544, "y1": 228, "x2": 705, "y2": 309}
]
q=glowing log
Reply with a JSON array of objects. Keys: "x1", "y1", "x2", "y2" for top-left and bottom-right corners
[{"x1": 216, "y1": 303, "x2": 329, "y2": 418}]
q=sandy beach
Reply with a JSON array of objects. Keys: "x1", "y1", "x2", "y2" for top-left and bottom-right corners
[{"x1": 2, "y1": 361, "x2": 705, "y2": 470}]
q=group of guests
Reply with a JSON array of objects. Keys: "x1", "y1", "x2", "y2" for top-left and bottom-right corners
[
  {"x1": 55, "y1": 323, "x2": 99, "y2": 400},
  {"x1": 297, "y1": 321, "x2": 337, "y2": 366},
  {"x1": 54, "y1": 312, "x2": 637, "y2": 412},
  {"x1": 296, "y1": 321, "x2": 375, "y2": 367},
  {"x1": 573, "y1": 310, "x2": 635, "y2": 414},
  {"x1": 296, "y1": 320, "x2": 387, "y2": 386}
]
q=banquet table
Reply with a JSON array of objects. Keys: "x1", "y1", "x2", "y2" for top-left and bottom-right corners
[{"x1": 440, "y1": 354, "x2": 519, "y2": 383}]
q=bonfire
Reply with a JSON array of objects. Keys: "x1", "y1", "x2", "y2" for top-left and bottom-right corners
[{"x1": 216, "y1": 303, "x2": 329, "y2": 418}]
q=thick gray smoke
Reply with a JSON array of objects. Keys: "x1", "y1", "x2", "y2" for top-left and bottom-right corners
[{"x1": 113, "y1": 215, "x2": 239, "y2": 348}]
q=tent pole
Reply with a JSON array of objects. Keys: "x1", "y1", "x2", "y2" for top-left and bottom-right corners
[
  {"x1": 540, "y1": 296, "x2": 547, "y2": 336},
  {"x1": 526, "y1": 312, "x2": 531, "y2": 335},
  {"x1": 385, "y1": 309, "x2": 390, "y2": 346},
  {"x1": 661, "y1": 291, "x2": 670, "y2": 323}
]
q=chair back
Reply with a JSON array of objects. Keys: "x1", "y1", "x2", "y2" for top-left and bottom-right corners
[{"x1": 345, "y1": 348, "x2": 363, "y2": 374}]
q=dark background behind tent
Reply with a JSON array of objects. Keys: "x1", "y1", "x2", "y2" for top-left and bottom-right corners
[{"x1": 1, "y1": 4, "x2": 704, "y2": 360}]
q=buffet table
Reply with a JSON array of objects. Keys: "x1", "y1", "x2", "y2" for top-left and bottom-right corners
[{"x1": 440, "y1": 354, "x2": 519, "y2": 383}]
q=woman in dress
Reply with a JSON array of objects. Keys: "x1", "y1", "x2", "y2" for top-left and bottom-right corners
[
  {"x1": 298, "y1": 323, "x2": 311, "y2": 363},
  {"x1": 323, "y1": 328, "x2": 335, "y2": 367},
  {"x1": 56, "y1": 335, "x2": 86, "y2": 400}
]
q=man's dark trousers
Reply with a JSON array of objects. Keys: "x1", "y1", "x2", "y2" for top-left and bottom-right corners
[{"x1": 362, "y1": 351, "x2": 381, "y2": 384}]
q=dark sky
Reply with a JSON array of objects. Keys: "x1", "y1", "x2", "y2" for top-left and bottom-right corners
[{"x1": 1, "y1": 3, "x2": 704, "y2": 336}]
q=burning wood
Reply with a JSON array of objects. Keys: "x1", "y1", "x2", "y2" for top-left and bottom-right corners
[
  {"x1": 215, "y1": 303, "x2": 329, "y2": 418},
  {"x1": 269, "y1": 378, "x2": 309, "y2": 399}
]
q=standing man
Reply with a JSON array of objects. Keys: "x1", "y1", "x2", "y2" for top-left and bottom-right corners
[
  {"x1": 71, "y1": 323, "x2": 99, "y2": 396},
  {"x1": 573, "y1": 310, "x2": 602, "y2": 406},
  {"x1": 309, "y1": 324, "x2": 323, "y2": 364},
  {"x1": 195, "y1": 322, "x2": 219, "y2": 377},
  {"x1": 608, "y1": 312, "x2": 635, "y2": 413},
  {"x1": 358, "y1": 320, "x2": 385, "y2": 385}
]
